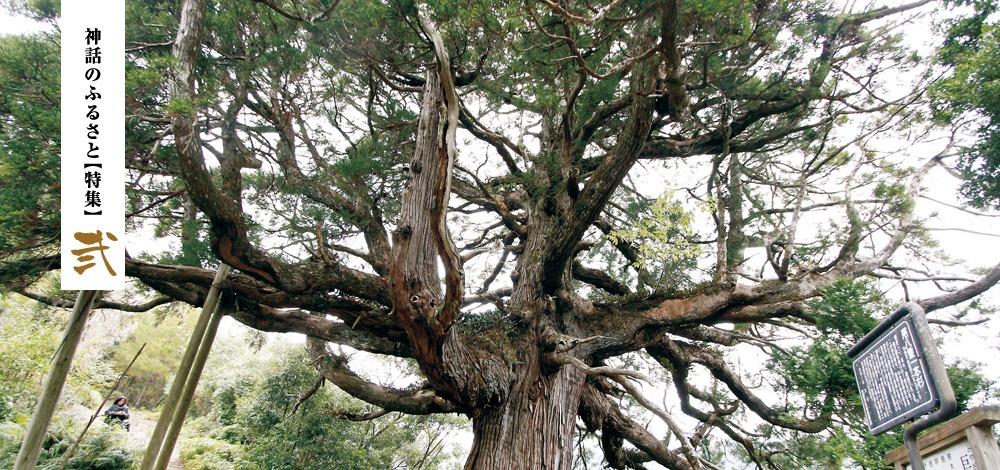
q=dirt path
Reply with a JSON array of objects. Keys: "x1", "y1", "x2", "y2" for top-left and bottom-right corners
[{"x1": 126, "y1": 411, "x2": 183, "y2": 470}]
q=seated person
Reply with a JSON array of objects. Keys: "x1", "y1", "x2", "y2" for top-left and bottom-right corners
[{"x1": 103, "y1": 397, "x2": 130, "y2": 431}]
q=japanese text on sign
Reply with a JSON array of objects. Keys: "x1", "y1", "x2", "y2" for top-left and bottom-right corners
[{"x1": 852, "y1": 317, "x2": 938, "y2": 434}]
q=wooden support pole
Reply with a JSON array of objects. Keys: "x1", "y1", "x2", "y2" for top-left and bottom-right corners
[
  {"x1": 152, "y1": 289, "x2": 227, "y2": 470},
  {"x1": 14, "y1": 290, "x2": 99, "y2": 470},
  {"x1": 141, "y1": 263, "x2": 230, "y2": 470}
]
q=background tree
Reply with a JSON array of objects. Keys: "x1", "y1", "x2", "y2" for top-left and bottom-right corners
[
  {"x1": 2, "y1": 0, "x2": 1000, "y2": 468},
  {"x1": 0, "y1": 31, "x2": 59, "y2": 262},
  {"x1": 184, "y1": 346, "x2": 463, "y2": 470},
  {"x1": 0, "y1": 295, "x2": 135, "y2": 470},
  {"x1": 0, "y1": 290, "x2": 464, "y2": 469},
  {"x1": 111, "y1": 308, "x2": 198, "y2": 409},
  {"x1": 932, "y1": 0, "x2": 1000, "y2": 208}
]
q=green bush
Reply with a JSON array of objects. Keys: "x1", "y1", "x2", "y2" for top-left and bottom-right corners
[
  {"x1": 0, "y1": 421, "x2": 23, "y2": 466},
  {"x1": 0, "y1": 418, "x2": 134, "y2": 470},
  {"x1": 188, "y1": 347, "x2": 463, "y2": 470},
  {"x1": 38, "y1": 426, "x2": 134, "y2": 470},
  {"x1": 0, "y1": 388, "x2": 14, "y2": 423},
  {"x1": 180, "y1": 435, "x2": 242, "y2": 470}
]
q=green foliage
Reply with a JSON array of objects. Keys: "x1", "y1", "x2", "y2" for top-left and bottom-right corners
[
  {"x1": 873, "y1": 181, "x2": 914, "y2": 215},
  {"x1": 0, "y1": 33, "x2": 59, "y2": 256},
  {"x1": 772, "y1": 281, "x2": 886, "y2": 400},
  {"x1": 759, "y1": 426, "x2": 902, "y2": 470},
  {"x1": 762, "y1": 281, "x2": 996, "y2": 468},
  {"x1": 606, "y1": 192, "x2": 701, "y2": 288},
  {"x1": 770, "y1": 279, "x2": 883, "y2": 400},
  {"x1": 761, "y1": 280, "x2": 890, "y2": 467},
  {"x1": 932, "y1": 0, "x2": 1000, "y2": 208},
  {"x1": 455, "y1": 308, "x2": 511, "y2": 336},
  {"x1": 5, "y1": 0, "x2": 59, "y2": 21},
  {"x1": 774, "y1": 341, "x2": 856, "y2": 401},
  {"x1": 179, "y1": 433, "x2": 243, "y2": 470},
  {"x1": 35, "y1": 424, "x2": 134, "y2": 470},
  {"x1": 0, "y1": 297, "x2": 462, "y2": 469},
  {"x1": 947, "y1": 365, "x2": 994, "y2": 412},
  {"x1": 0, "y1": 295, "x2": 64, "y2": 412},
  {"x1": 0, "y1": 422, "x2": 20, "y2": 465},
  {"x1": 0, "y1": 415, "x2": 134, "y2": 470},
  {"x1": 0, "y1": 294, "x2": 134, "y2": 469},
  {"x1": 184, "y1": 346, "x2": 463, "y2": 470},
  {"x1": 0, "y1": 396, "x2": 12, "y2": 424},
  {"x1": 164, "y1": 97, "x2": 198, "y2": 118},
  {"x1": 112, "y1": 306, "x2": 196, "y2": 409},
  {"x1": 809, "y1": 279, "x2": 885, "y2": 343},
  {"x1": 683, "y1": 0, "x2": 755, "y2": 47},
  {"x1": 331, "y1": 136, "x2": 397, "y2": 182},
  {"x1": 784, "y1": 364, "x2": 995, "y2": 469},
  {"x1": 208, "y1": 379, "x2": 252, "y2": 427},
  {"x1": 0, "y1": 0, "x2": 994, "y2": 467}
]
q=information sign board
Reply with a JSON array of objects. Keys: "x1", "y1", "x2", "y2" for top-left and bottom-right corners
[{"x1": 852, "y1": 316, "x2": 939, "y2": 435}]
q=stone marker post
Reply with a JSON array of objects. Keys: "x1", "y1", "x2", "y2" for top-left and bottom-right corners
[{"x1": 886, "y1": 405, "x2": 1000, "y2": 470}]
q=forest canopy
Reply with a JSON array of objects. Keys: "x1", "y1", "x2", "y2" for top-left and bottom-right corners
[{"x1": 1, "y1": 0, "x2": 999, "y2": 468}]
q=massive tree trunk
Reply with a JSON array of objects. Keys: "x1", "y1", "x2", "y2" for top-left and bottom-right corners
[{"x1": 465, "y1": 366, "x2": 586, "y2": 470}]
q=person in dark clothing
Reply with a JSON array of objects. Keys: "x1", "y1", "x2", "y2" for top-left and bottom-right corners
[{"x1": 103, "y1": 397, "x2": 130, "y2": 431}]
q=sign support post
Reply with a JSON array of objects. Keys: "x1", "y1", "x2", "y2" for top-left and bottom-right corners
[
  {"x1": 848, "y1": 303, "x2": 957, "y2": 470},
  {"x1": 898, "y1": 305, "x2": 957, "y2": 470},
  {"x1": 903, "y1": 303, "x2": 958, "y2": 470}
]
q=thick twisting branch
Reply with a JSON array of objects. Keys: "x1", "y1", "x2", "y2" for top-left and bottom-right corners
[
  {"x1": 15, "y1": 289, "x2": 173, "y2": 312},
  {"x1": 610, "y1": 376, "x2": 700, "y2": 468},
  {"x1": 579, "y1": 385, "x2": 695, "y2": 470},
  {"x1": 306, "y1": 338, "x2": 456, "y2": 415},
  {"x1": 651, "y1": 339, "x2": 833, "y2": 433},
  {"x1": 418, "y1": 4, "x2": 464, "y2": 327},
  {"x1": 167, "y1": 0, "x2": 387, "y2": 298},
  {"x1": 386, "y1": 5, "x2": 478, "y2": 404},
  {"x1": 547, "y1": 353, "x2": 651, "y2": 383},
  {"x1": 918, "y1": 261, "x2": 1000, "y2": 312}
]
